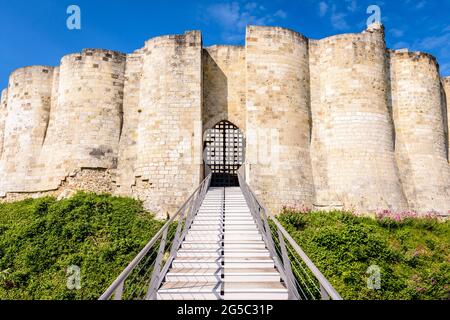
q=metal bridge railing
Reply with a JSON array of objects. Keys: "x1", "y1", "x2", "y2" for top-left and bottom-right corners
[
  {"x1": 237, "y1": 173, "x2": 342, "y2": 301},
  {"x1": 99, "y1": 174, "x2": 212, "y2": 300}
]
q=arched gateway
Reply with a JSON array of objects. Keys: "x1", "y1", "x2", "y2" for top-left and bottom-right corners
[{"x1": 204, "y1": 120, "x2": 245, "y2": 187}]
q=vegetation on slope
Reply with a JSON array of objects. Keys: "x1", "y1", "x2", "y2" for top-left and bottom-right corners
[
  {"x1": 1, "y1": 192, "x2": 448, "y2": 300},
  {"x1": 0, "y1": 192, "x2": 164, "y2": 300},
  {"x1": 278, "y1": 209, "x2": 450, "y2": 300}
]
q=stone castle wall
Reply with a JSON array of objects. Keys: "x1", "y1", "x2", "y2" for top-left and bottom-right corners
[
  {"x1": 115, "y1": 50, "x2": 144, "y2": 196},
  {"x1": 118, "y1": 31, "x2": 203, "y2": 216},
  {"x1": 203, "y1": 45, "x2": 246, "y2": 131},
  {"x1": 33, "y1": 49, "x2": 126, "y2": 191},
  {"x1": 444, "y1": 77, "x2": 450, "y2": 162},
  {"x1": 0, "y1": 50, "x2": 126, "y2": 196},
  {"x1": 309, "y1": 24, "x2": 408, "y2": 212},
  {"x1": 0, "y1": 66, "x2": 54, "y2": 193},
  {"x1": 0, "y1": 24, "x2": 449, "y2": 215},
  {"x1": 0, "y1": 89, "x2": 8, "y2": 160},
  {"x1": 390, "y1": 51, "x2": 450, "y2": 213},
  {"x1": 245, "y1": 26, "x2": 315, "y2": 212}
]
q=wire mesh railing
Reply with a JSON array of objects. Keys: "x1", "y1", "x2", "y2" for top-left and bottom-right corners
[
  {"x1": 237, "y1": 173, "x2": 342, "y2": 301},
  {"x1": 99, "y1": 174, "x2": 212, "y2": 300}
]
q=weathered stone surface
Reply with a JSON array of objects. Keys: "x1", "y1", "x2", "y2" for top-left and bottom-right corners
[
  {"x1": 115, "y1": 50, "x2": 143, "y2": 195},
  {"x1": 0, "y1": 66, "x2": 54, "y2": 192},
  {"x1": 443, "y1": 77, "x2": 450, "y2": 162},
  {"x1": 0, "y1": 168, "x2": 114, "y2": 202},
  {"x1": 37, "y1": 49, "x2": 126, "y2": 186},
  {"x1": 390, "y1": 50, "x2": 450, "y2": 213},
  {"x1": 309, "y1": 24, "x2": 408, "y2": 212},
  {"x1": 0, "y1": 25, "x2": 448, "y2": 215},
  {"x1": 0, "y1": 88, "x2": 7, "y2": 160},
  {"x1": 245, "y1": 26, "x2": 315, "y2": 214},
  {"x1": 203, "y1": 45, "x2": 246, "y2": 131},
  {"x1": 121, "y1": 31, "x2": 204, "y2": 216}
]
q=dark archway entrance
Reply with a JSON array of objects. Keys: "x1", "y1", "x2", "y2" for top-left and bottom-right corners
[{"x1": 204, "y1": 120, "x2": 245, "y2": 187}]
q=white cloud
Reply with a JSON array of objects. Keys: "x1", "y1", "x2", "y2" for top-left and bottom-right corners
[
  {"x1": 331, "y1": 5, "x2": 350, "y2": 30},
  {"x1": 415, "y1": 1, "x2": 427, "y2": 9},
  {"x1": 345, "y1": 0, "x2": 358, "y2": 12},
  {"x1": 274, "y1": 10, "x2": 287, "y2": 19},
  {"x1": 244, "y1": 2, "x2": 258, "y2": 11},
  {"x1": 319, "y1": 0, "x2": 361, "y2": 30},
  {"x1": 392, "y1": 41, "x2": 409, "y2": 49},
  {"x1": 403, "y1": 0, "x2": 427, "y2": 9},
  {"x1": 417, "y1": 33, "x2": 450, "y2": 53},
  {"x1": 206, "y1": 2, "x2": 241, "y2": 29},
  {"x1": 204, "y1": 2, "x2": 288, "y2": 43},
  {"x1": 409, "y1": 32, "x2": 450, "y2": 73},
  {"x1": 440, "y1": 63, "x2": 450, "y2": 75},
  {"x1": 319, "y1": 2, "x2": 328, "y2": 17},
  {"x1": 390, "y1": 28, "x2": 404, "y2": 38}
]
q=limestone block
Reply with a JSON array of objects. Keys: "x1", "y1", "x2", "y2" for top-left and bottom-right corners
[
  {"x1": 33, "y1": 49, "x2": 126, "y2": 191},
  {"x1": 390, "y1": 51, "x2": 450, "y2": 213},
  {"x1": 135, "y1": 31, "x2": 203, "y2": 215},
  {"x1": 0, "y1": 66, "x2": 54, "y2": 193},
  {"x1": 245, "y1": 26, "x2": 315, "y2": 214},
  {"x1": 443, "y1": 77, "x2": 450, "y2": 161},
  {"x1": 309, "y1": 25, "x2": 408, "y2": 212},
  {"x1": 116, "y1": 51, "x2": 144, "y2": 194},
  {"x1": 203, "y1": 45, "x2": 246, "y2": 130},
  {"x1": 0, "y1": 88, "x2": 7, "y2": 159}
]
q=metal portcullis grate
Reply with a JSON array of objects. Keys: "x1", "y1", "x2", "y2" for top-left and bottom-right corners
[{"x1": 204, "y1": 121, "x2": 245, "y2": 187}]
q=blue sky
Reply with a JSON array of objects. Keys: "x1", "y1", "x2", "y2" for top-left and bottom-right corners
[{"x1": 0, "y1": 0, "x2": 449, "y2": 89}]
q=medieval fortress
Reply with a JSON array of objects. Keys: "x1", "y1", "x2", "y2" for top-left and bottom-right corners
[{"x1": 0, "y1": 23, "x2": 449, "y2": 216}]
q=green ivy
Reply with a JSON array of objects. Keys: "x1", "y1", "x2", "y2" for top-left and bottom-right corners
[
  {"x1": 0, "y1": 192, "x2": 164, "y2": 300},
  {"x1": 278, "y1": 210, "x2": 450, "y2": 300}
]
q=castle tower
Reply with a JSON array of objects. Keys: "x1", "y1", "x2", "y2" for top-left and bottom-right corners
[
  {"x1": 0, "y1": 66, "x2": 54, "y2": 192},
  {"x1": 245, "y1": 26, "x2": 315, "y2": 214},
  {"x1": 443, "y1": 77, "x2": 450, "y2": 162},
  {"x1": 0, "y1": 89, "x2": 7, "y2": 160},
  {"x1": 29, "y1": 50, "x2": 126, "y2": 191},
  {"x1": 309, "y1": 24, "x2": 408, "y2": 212},
  {"x1": 390, "y1": 50, "x2": 450, "y2": 213},
  {"x1": 129, "y1": 31, "x2": 203, "y2": 215}
]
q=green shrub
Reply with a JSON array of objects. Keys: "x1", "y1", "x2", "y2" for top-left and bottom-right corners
[
  {"x1": 0, "y1": 192, "x2": 164, "y2": 300},
  {"x1": 278, "y1": 209, "x2": 450, "y2": 300}
]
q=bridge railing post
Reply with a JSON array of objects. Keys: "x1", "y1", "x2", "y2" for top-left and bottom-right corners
[
  {"x1": 113, "y1": 281, "x2": 124, "y2": 300},
  {"x1": 169, "y1": 209, "x2": 186, "y2": 259},
  {"x1": 238, "y1": 174, "x2": 264, "y2": 236},
  {"x1": 261, "y1": 210, "x2": 276, "y2": 260},
  {"x1": 180, "y1": 196, "x2": 196, "y2": 241},
  {"x1": 320, "y1": 284, "x2": 331, "y2": 300},
  {"x1": 277, "y1": 228, "x2": 300, "y2": 300},
  {"x1": 145, "y1": 228, "x2": 168, "y2": 300}
]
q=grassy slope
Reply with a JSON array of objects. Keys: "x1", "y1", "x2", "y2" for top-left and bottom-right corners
[
  {"x1": 278, "y1": 210, "x2": 450, "y2": 300},
  {"x1": 0, "y1": 193, "x2": 164, "y2": 300},
  {"x1": 1, "y1": 194, "x2": 448, "y2": 300}
]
